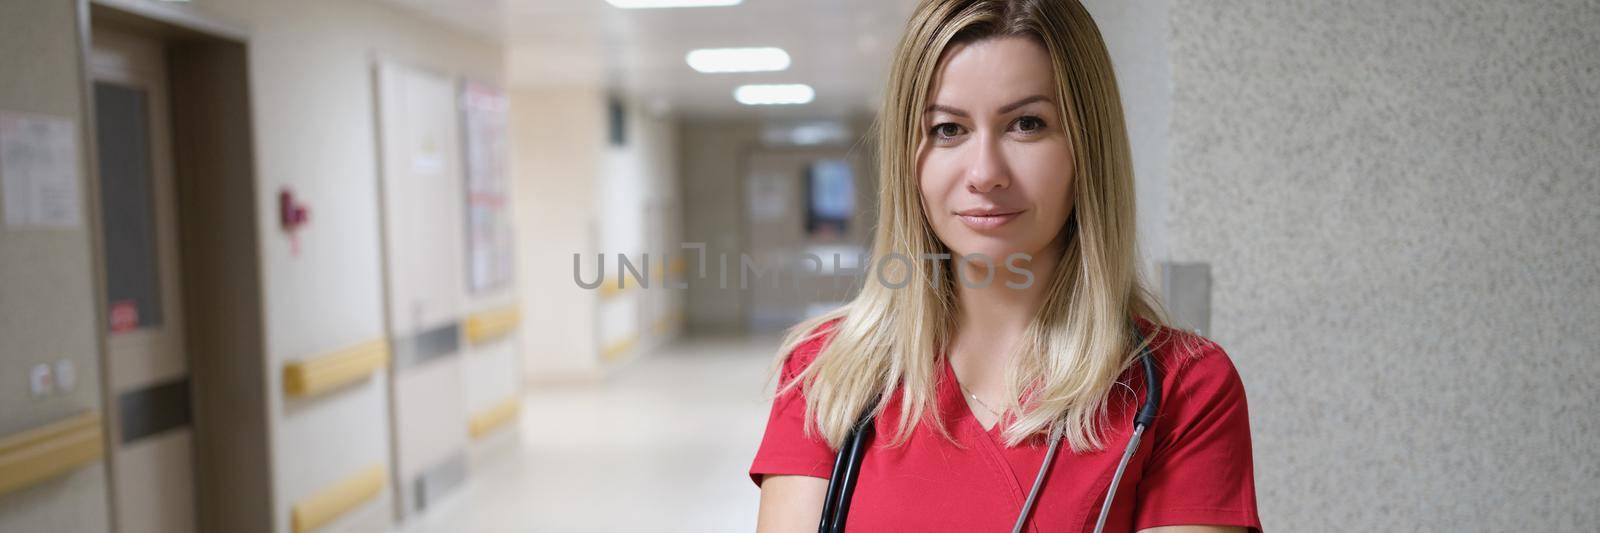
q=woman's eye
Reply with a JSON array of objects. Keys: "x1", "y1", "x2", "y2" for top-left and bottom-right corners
[
  {"x1": 1014, "y1": 116, "x2": 1046, "y2": 134},
  {"x1": 931, "y1": 123, "x2": 965, "y2": 139}
]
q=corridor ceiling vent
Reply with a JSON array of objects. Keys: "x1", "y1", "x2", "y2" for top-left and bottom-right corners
[
  {"x1": 734, "y1": 84, "x2": 815, "y2": 106},
  {"x1": 686, "y1": 47, "x2": 791, "y2": 73},
  {"x1": 605, "y1": 0, "x2": 742, "y2": 8}
]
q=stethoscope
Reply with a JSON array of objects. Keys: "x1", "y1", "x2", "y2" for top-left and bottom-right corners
[{"x1": 818, "y1": 328, "x2": 1162, "y2": 533}]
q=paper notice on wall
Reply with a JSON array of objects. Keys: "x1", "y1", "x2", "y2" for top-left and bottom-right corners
[
  {"x1": 0, "y1": 112, "x2": 81, "y2": 228},
  {"x1": 412, "y1": 135, "x2": 445, "y2": 175},
  {"x1": 747, "y1": 173, "x2": 790, "y2": 221},
  {"x1": 461, "y1": 81, "x2": 512, "y2": 293}
]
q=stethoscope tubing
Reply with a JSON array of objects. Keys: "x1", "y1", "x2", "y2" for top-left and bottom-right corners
[
  {"x1": 819, "y1": 327, "x2": 1161, "y2": 533},
  {"x1": 1090, "y1": 423, "x2": 1146, "y2": 533}
]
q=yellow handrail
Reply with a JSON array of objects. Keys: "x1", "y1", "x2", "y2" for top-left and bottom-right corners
[
  {"x1": 464, "y1": 307, "x2": 521, "y2": 346},
  {"x1": 468, "y1": 397, "x2": 521, "y2": 439},
  {"x1": 290, "y1": 464, "x2": 385, "y2": 533},
  {"x1": 601, "y1": 334, "x2": 639, "y2": 362},
  {"x1": 0, "y1": 411, "x2": 104, "y2": 498},
  {"x1": 283, "y1": 339, "x2": 389, "y2": 398}
]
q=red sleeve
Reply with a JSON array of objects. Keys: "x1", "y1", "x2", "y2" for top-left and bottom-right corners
[
  {"x1": 1132, "y1": 336, "x2": 1264, "y2": 532},
  {"x1": 748, "y1": 324, "x2": 839, "y2": 487}
]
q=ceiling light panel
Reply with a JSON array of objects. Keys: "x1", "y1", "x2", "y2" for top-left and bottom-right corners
[
  {"x1": 686, "y1": 47, "x2": 791, "y2": 73},
  {"x1": 734, "y1": 84, "x2": 815, "y2": 105},
  {"x1": 605, "y1": 0, "x2": 742, "y2": 8}
]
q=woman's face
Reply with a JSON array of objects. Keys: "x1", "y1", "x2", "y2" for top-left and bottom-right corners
[{"x1": 917, "y1": 36, "x2": 1075, "y2": 266}]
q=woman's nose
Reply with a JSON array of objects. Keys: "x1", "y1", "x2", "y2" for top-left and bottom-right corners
[{"x1": 965, "y1": 133, "x2": 1011, "y2": 193}]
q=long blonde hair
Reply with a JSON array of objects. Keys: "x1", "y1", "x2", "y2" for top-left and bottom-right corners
[{"x1": 774, "y1": 0, "x2": 1167, "y2": 452}]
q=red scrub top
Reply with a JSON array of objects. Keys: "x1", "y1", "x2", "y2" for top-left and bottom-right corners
[{"x1": 749, "y1": 319, "x2": 1263, "y2": 532}]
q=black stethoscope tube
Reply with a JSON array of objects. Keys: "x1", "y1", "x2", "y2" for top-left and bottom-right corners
[
  {"x1": 819, "y1": 416, "x2": 874, "y2": 533},
  {"x1": 818, "y1": 328, "x2": 1160, "y2": 532}
]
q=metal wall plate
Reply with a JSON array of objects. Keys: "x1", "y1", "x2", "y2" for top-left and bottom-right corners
[
  {"x1": 413, "y1": 452, "x2": 467, "y2": 512},
  {"x1": 117, "y1": 376, "x2": 192, "y2": 444},
  {"x1": 1158, "y1": 262, "x2": 1212, "y2": 337},
  {"x1": 392, "y1": 322, "x2": 461, "y2": 370}
]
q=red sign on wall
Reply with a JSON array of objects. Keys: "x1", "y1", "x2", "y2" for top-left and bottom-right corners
[{"x1": 109, "y1": 300, "x2": 139, "y2": 333}]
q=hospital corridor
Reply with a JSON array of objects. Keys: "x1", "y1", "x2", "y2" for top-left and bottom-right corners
[
  {"x1": 399, "y1": 337, "x2": 780, "y2": 533},
  {"x1": 2, "y1": 0, "x2": 1598, "y2": 532}
]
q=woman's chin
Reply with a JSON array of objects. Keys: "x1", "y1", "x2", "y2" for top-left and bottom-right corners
[{"x1": 948, "y1": 243, "x2": 1033, "y2": 263}]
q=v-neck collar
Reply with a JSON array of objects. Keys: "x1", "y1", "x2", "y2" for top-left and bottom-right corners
[
  {"x1": 941, "y1": 355, "x2": 1041, "y2": 533},
  {"x1": 941, "y1": 356, "x2": 1007, "y2": 441}
]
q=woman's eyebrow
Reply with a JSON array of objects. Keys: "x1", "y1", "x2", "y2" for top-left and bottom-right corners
[
  {"x1": 924, "y1": 95, "x2": 1052, "y2": 117},
  {"x1": 997, "y1": 94, "x2": 1051, "y2": 114},
  {"x1": 925, "y1": 104, "x2": 968, "y2": 117}
]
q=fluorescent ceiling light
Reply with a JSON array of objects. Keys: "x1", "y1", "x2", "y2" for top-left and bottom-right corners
[
  {"x1": 734, "y1": 84, "x2": 815, "y2": 106},
  {"x1": 605, "y1": 0, "x2": 742, "y2": 8},
  {"x1": 686, "y1": 47, "x2": 791, "y2": 73}
]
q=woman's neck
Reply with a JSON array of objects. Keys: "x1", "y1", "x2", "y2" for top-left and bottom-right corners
[{"x1": 949, "y1": 243, "x2": 1061, "y2": 376}]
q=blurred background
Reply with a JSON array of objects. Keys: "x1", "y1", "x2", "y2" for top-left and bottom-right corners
[{"x1": 0, "y1": 0, "x2": 1596, "y2": 532}]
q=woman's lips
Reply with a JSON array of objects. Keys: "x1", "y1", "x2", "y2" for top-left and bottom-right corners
[{"x1": 956, "y1": 209, "x2": 1023, "y2": 230}]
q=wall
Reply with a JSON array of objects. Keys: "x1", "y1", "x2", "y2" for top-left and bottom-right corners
[
  {"x1": 678, "y1": 119, "x2": 883, "y2": 334},
  {"x1": 678, "y1": 120, "x2": 761, "y2": 334},
  {"x1": 596, "y1": 97, "x2": 682, "y2": 361},
  {"x1": 0, "y1": 0, "x2": 112, "y2": 531},
  {"x1": 1168, "y1": 1, "x2": 1600, "y2": 529},
  {"x1": 104, "y1": 0, "x2": 503, "y2": 530},
  {"x1": 243, "y1": 3, "x2": 500, "y2": 529},
  {"x1": 166, "y1": 37, "x2": 271, "y2": 533},
  {"x1": 510, "y1": 85, "x2": 684, "y2": 380},
  {"x1": 1081, "y1": 0, "x2": 1173, "y2": 277},
  {"x1": 740, "y1": 145, "x2": 876, "y2": 331},
  {"x1": 638, "y1": 110, "x2": 687, "y2": 353},
  {"x1": 510, "y1": 86, "x2": 605, "y2": 381}
]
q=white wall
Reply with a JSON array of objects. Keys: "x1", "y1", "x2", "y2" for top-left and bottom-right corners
[
  {"x1": 510, "y1": 85, "x2": 683, "y2": 380},
  {"x1": 1081, "y1": 0, "x2": 1173, "y2": 277},
  {"x1": 598, "y1": 98, "x2": 682, "y2": 359},
  {"x1": 0, "y1": 1, "x2": 111, "y2": 531},
  {"x1": 510, "y1": 86, "x2": 605, "y2": 381}
]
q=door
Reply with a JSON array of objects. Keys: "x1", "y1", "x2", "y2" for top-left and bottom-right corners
[
  {"x1": 375, "y1": 61, "x2": 470, "y2": 518},
  {"x1": 90, "y1": 24, "x2": 198, "y2": 533}
]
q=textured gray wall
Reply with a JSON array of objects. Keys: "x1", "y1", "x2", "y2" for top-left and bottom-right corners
[
  {"x1": 1169, "y1": 1, "x2": 1600, "y2": 530},
  {"x1": 0, "y1": 0, "x2": 112, "y2": 531}
]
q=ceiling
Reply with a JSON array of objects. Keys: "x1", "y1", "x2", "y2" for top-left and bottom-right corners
[{"x1": 381, "y1": 0, "x2": 918, "y2": 119}]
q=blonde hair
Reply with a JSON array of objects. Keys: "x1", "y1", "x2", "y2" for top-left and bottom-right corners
[{"x1": 774, "y1": 0, "x2": 1168, "y2": 452}]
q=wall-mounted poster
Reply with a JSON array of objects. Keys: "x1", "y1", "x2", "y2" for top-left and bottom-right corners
[
  {"x1": 460, "y1": 81, "x2": 512, "y2": 293},
  {"x1": 0, "y1": 111, "x2": 81, "y2": 229},
  {"x1": 805, "y1": 158, "x2": 854, "y2": 238}
]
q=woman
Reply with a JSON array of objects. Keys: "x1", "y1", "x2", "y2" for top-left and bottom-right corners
[{"x1": 749, "y1": 0, "x2": 1260, "y2": 532}]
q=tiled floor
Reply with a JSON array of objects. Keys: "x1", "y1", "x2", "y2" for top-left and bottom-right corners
[{"x1": 401, "y1": 335, "x2": 784, "y2": 533}]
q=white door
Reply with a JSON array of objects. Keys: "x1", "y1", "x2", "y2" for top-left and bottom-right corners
[
  {"x1": 375, "y1": 61, "x2": 469, "y2": 518},
  {"x1": 90, "y1": 25, "x2": 197, "y2": 533}
]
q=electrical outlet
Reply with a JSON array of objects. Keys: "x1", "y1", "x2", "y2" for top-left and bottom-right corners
[
  {"x1": 29, "y1": 363, "x2": 54, "y2": 397},
  {"x1": 54, "y1": 359, "x2": 76, "y2": 393}
]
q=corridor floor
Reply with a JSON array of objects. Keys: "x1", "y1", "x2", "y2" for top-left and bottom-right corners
[{"x1": 400, "y1": 335, "x2": 784, "y2": 533}]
